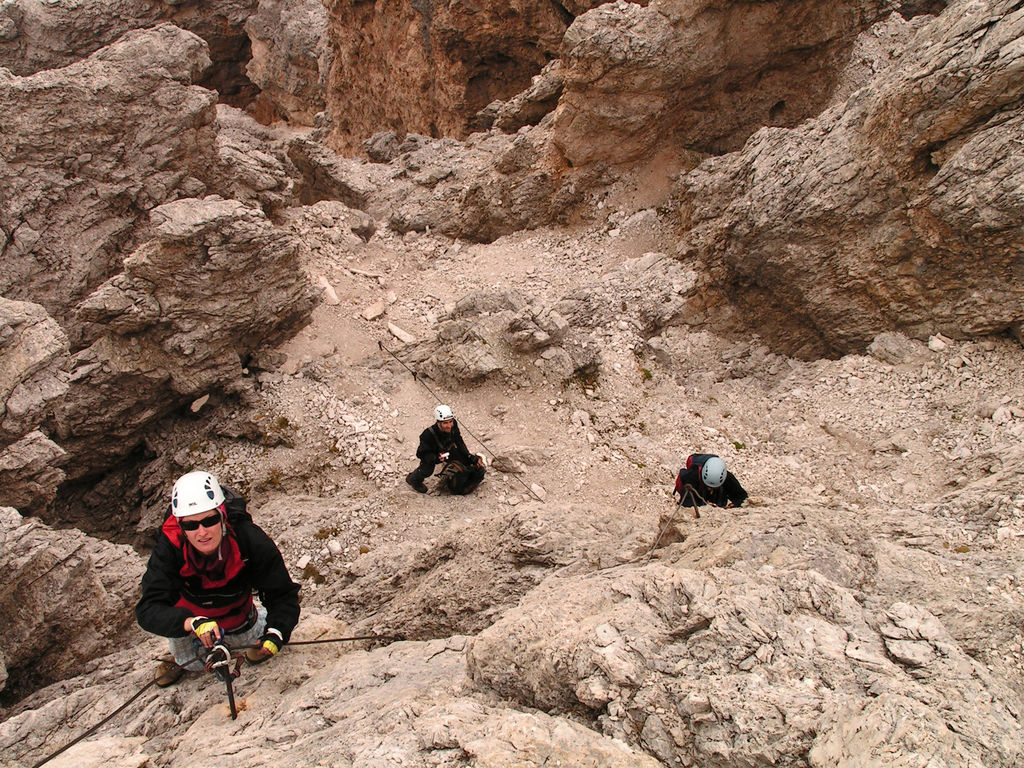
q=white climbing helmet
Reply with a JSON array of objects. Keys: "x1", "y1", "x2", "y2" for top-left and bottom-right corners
[
  {"x1": 171, "y1": 471, "x2": 225, "y2": 517},
  {"x1": 701, "y1": 457, "x2": 728, "y2": 488},
  {"x1": 434, "y1": 404, "x2": 454, "y2": 422}
]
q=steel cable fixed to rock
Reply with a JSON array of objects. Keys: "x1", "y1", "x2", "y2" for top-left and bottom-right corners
[
  {"x1": 645, "y1": 484, "x2": 705, "y2": 564},
  {"x1": 27, "y1": 632, "x2": 403, "y2": 768},
  {"x1": 378, "y1": 339, "x2": 545, "y2": 502}
]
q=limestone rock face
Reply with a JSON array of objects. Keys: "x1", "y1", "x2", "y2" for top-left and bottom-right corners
[
  {"x1": 0, "y1": 431, "x2": 67, "y2": 516},
  {"x1": 212, "y1": 104, "x2": 298, "y2": 211},
  {"x1": 0, "y1": 298, "x2": 68, "y2": 447},
  {"x1": 316, "y1": 501, "x2": 647, "y2": 639},
  {"x1": 551, "y1": 0, "x2": 895, "y2": 167},
  {"x1": 0, "y1": 24, "x2": 217, "y2": 344},
  {"x1": 0, "y1": 622, "x2": 662, "y2": 768},
  {"x1": 51, "y1": 197, "x2": 318, "y2": 487},
  {"x1": 674, "y1": 0, "x2": 1024, "y2": 357},
  {"x1": 0, "y1": 299, "x2": 69, "y2": 513},
  {"x1": 245, "y1": 0, "x2": 331, "y2": 125},
  {"x1": 322, "y1": 0, "x2": 603, "y2": 154},
  {"x1": 0, "y1": 507, "x2": 143, "y2": 699},
  {"x1": 0, "y1": 0, "x2": 259, "y2": 106},
  {"x1": 466, "y1": 553, "x2": 1023, "y2": 766}
]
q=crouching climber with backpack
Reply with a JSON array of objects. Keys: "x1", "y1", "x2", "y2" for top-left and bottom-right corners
[
  {"x1": 405, "y1": 404, "x2": 485, "y2": 495},
  {"x1": 673, "y1": 453, "x2": 747, "y2": 514},
  {"x1": 135, "y1": 471, "x2": 300, "y2": 687}
]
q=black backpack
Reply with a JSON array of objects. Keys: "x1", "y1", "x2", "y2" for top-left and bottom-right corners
[
  {"x1": 437, "y1": 460, "x2": 485, "y2": 495},
  {"x1": 674, "y1": 453, "x2": 717, "y2": 498}
]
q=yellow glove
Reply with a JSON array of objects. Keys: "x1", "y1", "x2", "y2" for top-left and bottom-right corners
[
  {"x1": 190, "y1": 617, "x2": 222, "y2": 647},
  {"x1": 260, "y1": 634, "x2": 280, "y2": 655},
  {"x1": 245, "y1": 630, "x2": 282, "y2": 665}
]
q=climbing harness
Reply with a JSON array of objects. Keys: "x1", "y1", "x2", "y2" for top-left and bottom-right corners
[
  {"x1": 378, "y1": 339, "x2": 544, "y2": 502},
  {"x1": 27, "y1": 632, "x2": 402, "y2": 767}
]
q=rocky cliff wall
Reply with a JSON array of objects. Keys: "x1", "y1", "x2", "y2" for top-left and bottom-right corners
[{"x1": 675, "y1": 0, "x2": 1024, "y2": 356}]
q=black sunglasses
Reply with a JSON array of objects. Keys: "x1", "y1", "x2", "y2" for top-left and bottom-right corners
[{"x1": 180, "y1": 512, "x2": 222, "y2": 532}]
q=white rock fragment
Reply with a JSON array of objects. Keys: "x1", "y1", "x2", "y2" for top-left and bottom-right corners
[
  {"x1": 319, "y1": 275, "x2": 340, "y2": 305},
  {"x1": 362, "y1": 300, "x2": 385, "y2": 320},
  {"x1": 388, "y1": 322, "x2": 416, "y2": 344}
]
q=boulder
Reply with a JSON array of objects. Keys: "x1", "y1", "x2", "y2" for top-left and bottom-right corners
[
  {"x1": 0, "y1": 24, "x2": 217, "y2": 344},
  {"x1": 0, "y1": 507, "x2": 143, "y2": 698},
  {"x1": 675, "y1": 0, "x2": 1024, "y2": 356},
  {"x1": 51, "y1": 197, "x2": 318, "y2": 485},
  {"x1": 0, "y1": 1, "x2": 259, "y2": 105},
  {"x1": 245, "y1": 0, "x2": 331, "y2": 125}
]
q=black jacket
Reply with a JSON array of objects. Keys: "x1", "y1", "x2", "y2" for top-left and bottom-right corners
[
  {"x1": 674, "y1": 467, "x2": 747, "y2": 508},
  {"x1": 416, "y1": 420, "x2": 474, "y2": 465},
  {"x1": 135, "y1": 489, "x2": 300, "y2": 641}
]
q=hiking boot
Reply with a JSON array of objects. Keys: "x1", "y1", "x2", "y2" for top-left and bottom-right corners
[
  {"x1": 154, "y1": 660, "x2": 184, "y2": 688},
  {"x1": 405, "y1": 472, "x2": 427, "y2": 493}
]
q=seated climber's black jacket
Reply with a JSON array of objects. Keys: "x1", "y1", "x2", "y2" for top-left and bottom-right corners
[
  {"x1": 416, "y1": 420, "x2": 475, "y2": 466},
  {"x1": 135, "y1": 488, "x2": 300, "y2": 641}
]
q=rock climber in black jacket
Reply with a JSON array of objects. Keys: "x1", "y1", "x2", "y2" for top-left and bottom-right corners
[
  {"x1": 135, "y1": 470, "x2": 300, "y2": 687},
  {"x1": 405, "y1": 404, "x2": 485, "y2": 494},
  {"x1": 673, "y1": 453, "x2": 748, "y2": 510}
]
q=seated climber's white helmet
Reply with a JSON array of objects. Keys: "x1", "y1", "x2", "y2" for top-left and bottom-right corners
[
  {"x1": 171, "y1": 471, "x2": 225, "y2": 517},
  {"x1": 434, "y1": 404, "x2": 454, "y2": 422},
  {"x1": 701, "y1": 457, "x2": 728, "y2": 488}
]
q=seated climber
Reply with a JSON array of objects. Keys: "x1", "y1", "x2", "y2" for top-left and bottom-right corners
[
  {"x1": 405, "y1": 404, "x2": 485, "y2": 495},
  {"x1": 673, "y1": 453, "x2": 747, "y2": 512},
  {"x1": 135, "y1": 470, "x2": 300, "y2": 687}
]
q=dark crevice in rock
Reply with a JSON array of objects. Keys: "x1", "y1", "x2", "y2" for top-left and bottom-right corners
[
  {"x1": 897, "y1": 0, "x2": 949, "y2": 18},
  {"x1": 546, "y1": 0, "x2": 575, "y2": 28},
  {"x1": 47, "y1": 446, "x2": 151, "y2": 544}
]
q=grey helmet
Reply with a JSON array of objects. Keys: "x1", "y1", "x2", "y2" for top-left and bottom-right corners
[{"x1": 701, "y1": 457, "x2": 727, "y2": 488}]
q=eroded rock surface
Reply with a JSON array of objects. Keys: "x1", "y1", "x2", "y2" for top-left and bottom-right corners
[
  {"x1": 321, "y1": 0, "x2": 597, "y2": 154},
  {"x1": 0, "y1": 0, "x2": 259, "y2": 106},
  {"x1": 0, "y1": 298, "x2": 69, "y2": 512},
  {"x1": 0, "y1": 507, "x2": 142, "y2": 700},
  {"x1": 674, "y1": 0, "x2": 1024, "y2": 357},
  {"x1": 467, "y1": 547, "x2": 1023, "y2": 766},
  {"x1": 551, "y1": 0, "x2": 895, "y2": 166},
  {"x1": 0, "y1": 24, "x2": 217, "y2": 343},
  {"x1": 245, "y1": 0, "x2": 330, "y2": 124},
  {"x1": 53, "y1": 196, "x2": 317, "y2": 493}
]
